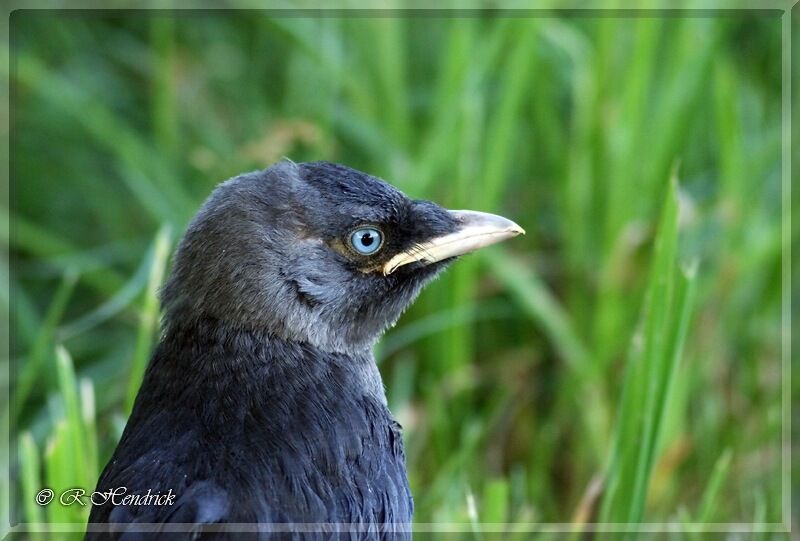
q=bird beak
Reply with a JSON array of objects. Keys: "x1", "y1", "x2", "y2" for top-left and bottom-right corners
[{"x1": 382, "y1": 210, "x2": 525, "y2": 276}]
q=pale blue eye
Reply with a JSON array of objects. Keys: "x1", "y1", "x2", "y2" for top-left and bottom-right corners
[{"x1": 350, "y1": 227, "x2": 383, "y2": 255}]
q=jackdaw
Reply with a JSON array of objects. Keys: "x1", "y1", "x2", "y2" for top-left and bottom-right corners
[{"x1": 86, "y1": 160, "x2": 523, "y2": 539}]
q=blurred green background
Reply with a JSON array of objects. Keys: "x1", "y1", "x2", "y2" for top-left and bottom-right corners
[{"x1": 8, "y1": 8, "x2": 787, "y2": 538}]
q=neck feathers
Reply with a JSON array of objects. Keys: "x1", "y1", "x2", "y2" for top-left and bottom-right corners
[{"x1": 131, "y1": 315, "x2": 388, "y2": 427}]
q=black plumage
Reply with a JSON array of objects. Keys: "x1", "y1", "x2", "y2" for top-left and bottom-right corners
[{"x1": 86, "y1": 161, "x2": 522, "y2": 540}]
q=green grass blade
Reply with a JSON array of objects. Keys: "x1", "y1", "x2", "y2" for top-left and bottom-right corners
[
  {"x1": 369, "y1": 18, "x2": 410, "y2": 150},
  {"x1": 125, "y1": 225, "x2": 172, "y2": 414},
  {"x1": 42, "y1": 424, "x2": 64, "y2": 525},
  {"x1": 80, "y1": 378, "x2": 99, "y2": 490},
  {"x1": 54, "y1": 345, "x2": 87, "y2": 491},
  {"x1": 43, "y1": 421, "x2": 72, "y2": 524},
  {"x1": 696, "y1": 449, "x2": 733, "y2": 524},
  {"x1": 480, "y1": 19, "x2": 538, "y2": 209},
  {"x1": 625, "y1": 177, "x2": 681, "y2": 524},
  {"x1": 599, "y1": 174, "x2": 699, "y2": 527},
  {"x1": 15, "y1": 270, "x2": 77, "y2": 421},
  {"x1": 18, "y1": 432, "x2": 45, "y2": 535},
  {"x1": 482, "y1": 478, "x2": 509, "y2": 523},
  {"x1": 150, "y1": 15, "x2": 178, "y2": 163}
]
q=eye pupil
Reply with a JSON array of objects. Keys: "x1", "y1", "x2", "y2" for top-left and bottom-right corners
[{"x1": 350, "y1": 227, "x2": 383, "y2": 255}]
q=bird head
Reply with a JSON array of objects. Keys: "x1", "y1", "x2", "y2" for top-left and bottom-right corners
[{"x1": 162, "y1": 160, "x2": 523, "y2": 354}]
